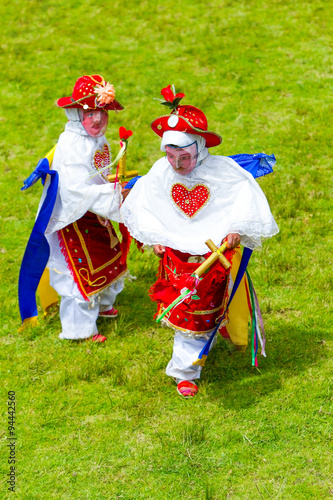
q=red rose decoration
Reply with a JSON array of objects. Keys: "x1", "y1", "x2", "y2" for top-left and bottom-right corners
[
  {"x1": 161, "y1": 85, "x2": 185, "y2": 102},
  {"x1": 161, "y1": 85, "x2": 175, "y2": 102},
  {"x1": 160, "y1": 85, "x2": 185, "y2": 111}
]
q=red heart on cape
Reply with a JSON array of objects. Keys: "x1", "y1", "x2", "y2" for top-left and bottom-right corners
[{"x1": 171, "y1": 183, "x2": 210, "y2": 218}]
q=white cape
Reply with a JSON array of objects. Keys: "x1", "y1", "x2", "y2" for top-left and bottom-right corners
[
  {"x1": 44, "y1": 119, "x2": 122, "y2": 235},
  {"x1": 40, "y1": 118, "x2": 122, "y2": 275},
  {"x1": 121, "y1": 154, "x2": 278, "y2": 254}
]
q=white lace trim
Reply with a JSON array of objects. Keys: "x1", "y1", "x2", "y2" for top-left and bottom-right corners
[
  {"x1": 121, "y1": 205, "x2": 278, "y2": 253},
  {"x1": 120, "y1": 154, "x2": 279, "y2": 254}
]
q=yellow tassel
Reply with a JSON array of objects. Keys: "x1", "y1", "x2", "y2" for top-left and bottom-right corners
[
  {"x1": 18, "y1": 317, "x2": 38, "y2": 332},
  {"x1": 192, "y1": 355, "x2": 207, "y2": 367}
]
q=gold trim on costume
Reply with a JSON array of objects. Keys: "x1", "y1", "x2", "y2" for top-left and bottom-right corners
[
  {"x1": 85, "y1": 268, "x2": 128, "y2": 297},
  {"x1": 163, "y1": 317, "x2": 215, "y2": 336},
  {"x1": 184, "y1": 304, "x2": 224, "y2": 315},
  {"x1": 79, "y1": 268, "x2": 107, "y2": 288}
]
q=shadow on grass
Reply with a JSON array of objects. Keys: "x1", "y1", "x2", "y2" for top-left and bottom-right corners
[
  {"x1": 203, "y1": 321, "x2": 330, "y2": 410},
  {"x1": 97, "y1": 266, "x2": 158, "y2": 337}
]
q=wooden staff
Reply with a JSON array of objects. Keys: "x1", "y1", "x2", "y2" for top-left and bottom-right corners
[
  {"x1": 194, "y1": 239, "x2": 231, "y2": 277},
  {"x1": 107, "y1": 151, "x2": 138, "y2": 183}
]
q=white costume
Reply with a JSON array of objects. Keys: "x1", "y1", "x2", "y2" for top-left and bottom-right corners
[
  {"x1": 42, "y1": 109, "x2": 125, "y2": 340},
  {"x1": 121, "y1": 131, "x2": 278, "y2": 381},
  {"x1": 121, "y1": 152, "x2": 278, "y2": 253}
]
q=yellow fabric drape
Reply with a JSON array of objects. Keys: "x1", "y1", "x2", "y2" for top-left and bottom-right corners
[
  {"x1": 37, "y1": 268, "x2": 58, "y2": 314},
  {"x1": 225, "y1": 247, "x2": 250, "y2": 348},
  {"x1": 37, "y1": 145, "x2": 59, "y2": 314}
]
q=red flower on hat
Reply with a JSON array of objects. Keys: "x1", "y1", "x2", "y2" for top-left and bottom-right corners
[
  {"x1": 161, "y1": 85, "x2": 184, "y2": 103},
  {"x1": 95, "y1": 82, "x2": 115, "y2": 106},
  {"x1": 160, "y1": 85, "x2": 185, "y2": 112},
  {"x1": 161, "y1": 85, "x2": 174, "y2": 102},
  {"x1": 119, "y1": 126, "x2": 133, "y2": 141}
]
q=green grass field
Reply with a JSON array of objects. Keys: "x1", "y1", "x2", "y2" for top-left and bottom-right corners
[{"x1": 0, "y1": 0, "x2": 332, "y2": 498}]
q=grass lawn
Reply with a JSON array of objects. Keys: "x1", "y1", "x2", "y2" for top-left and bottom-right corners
[{"x1": 0, "y1": 0, "x2": 332, "y2": 498}]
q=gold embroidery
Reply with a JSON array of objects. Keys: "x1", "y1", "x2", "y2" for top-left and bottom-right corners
[
  {"x1": 184, "y1": 304, "x2": 224, "y2": 315},
  {"x1": 163, "y1": 317, "x2": 215, "y2": 336},
  {"x1": 60, "y1": 227, "x2": 127, "y2": 297},
  {"x1": 79, "y1": 268, "x2": 107, "y2": 287},
  {"x1": 86, "y1": 269, "x2": 127, "y2": 297}
]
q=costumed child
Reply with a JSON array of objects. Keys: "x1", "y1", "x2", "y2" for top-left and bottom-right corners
[
  {"x1": 19, "y1": 74, "x2": 131, "y2": 342},
  {"x1": 121, "y1": 85, "x2": 279, "y2": 396}
]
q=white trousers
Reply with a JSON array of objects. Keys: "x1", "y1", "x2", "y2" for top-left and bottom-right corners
[
  {"x1": 166, "y1": 330, "x2": 217, "y2": 382},
  {"x1": 49, "y1": 270, "x2": 124, "y2": 340}
]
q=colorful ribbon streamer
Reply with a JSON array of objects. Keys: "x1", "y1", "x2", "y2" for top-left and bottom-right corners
[
  {"x1": 246, "y1": 270, "x2": 266, "y2": 366},
  {"x1": 194, "y1": 247, "x2": 253, "y2": 365}
]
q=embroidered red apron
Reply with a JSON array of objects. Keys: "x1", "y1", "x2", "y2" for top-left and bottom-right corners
[
  {"x1": 58, "y1": 211, "x2": 127, "y2": 300},
  {"x1": 149, "y1": 247, "x2": 235, "y2": 335}
]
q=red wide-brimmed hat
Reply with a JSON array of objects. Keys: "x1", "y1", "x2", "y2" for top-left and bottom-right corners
[
  {"x1": 151, "y1": 85, "x2": 222, "y2": 148},
  {"x1": 57, "y1": 74, "x2": 124, "y2": 111}
]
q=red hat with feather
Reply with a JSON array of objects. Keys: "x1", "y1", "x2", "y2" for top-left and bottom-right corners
[{"x1": 151, "y1": 85, "x2": 222, "y2": 148}]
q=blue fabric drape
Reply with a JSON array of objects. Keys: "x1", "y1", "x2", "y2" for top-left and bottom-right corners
[
  {"x1": 229, "y1": 153, "x2": 276, "y2": 178},
  {"x1": 18, "y1": 158, "x2": 59, "y2": 322}
]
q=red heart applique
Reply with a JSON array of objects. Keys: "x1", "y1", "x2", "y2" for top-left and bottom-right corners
[
  {"x1": 93, "y1": 144, "x2": 110, "y2": 175},
  {"x1": 171, "y1": 183, "x2": 210, "y2": 218}
]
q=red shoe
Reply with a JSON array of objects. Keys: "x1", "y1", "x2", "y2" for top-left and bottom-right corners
[
  {"x1": 99, "y1": 307, "x2": 118, "y2": 319},
  {"x1": 177, "y1": 381, "x2": 198, "y2": 397},
  {"x1": 91, "y1": 334, "x2": 107, "y2": 343}
]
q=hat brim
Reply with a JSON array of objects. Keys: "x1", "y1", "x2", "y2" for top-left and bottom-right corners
[
  {"x1": 151, "y1": 115, "x2": 222, "y2": 148},
  {"x1": 56, "y1": 96, "x2": 124, "y2": 111}
]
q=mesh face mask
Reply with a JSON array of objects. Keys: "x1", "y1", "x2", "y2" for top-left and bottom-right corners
[
  {"x1": 78, "y1": 109, "x2": 108, "y2": 137},
  {"x1": 165, "y1": 142, "x2": 198, "y2": 175}
]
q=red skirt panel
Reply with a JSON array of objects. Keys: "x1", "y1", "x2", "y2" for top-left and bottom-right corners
[
  {"x1": 149, "y1": 247, "x2": 235, "y2": 334},
  {"x1": 58, "y1": 211, "x2": 128, "y2": 300}
]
